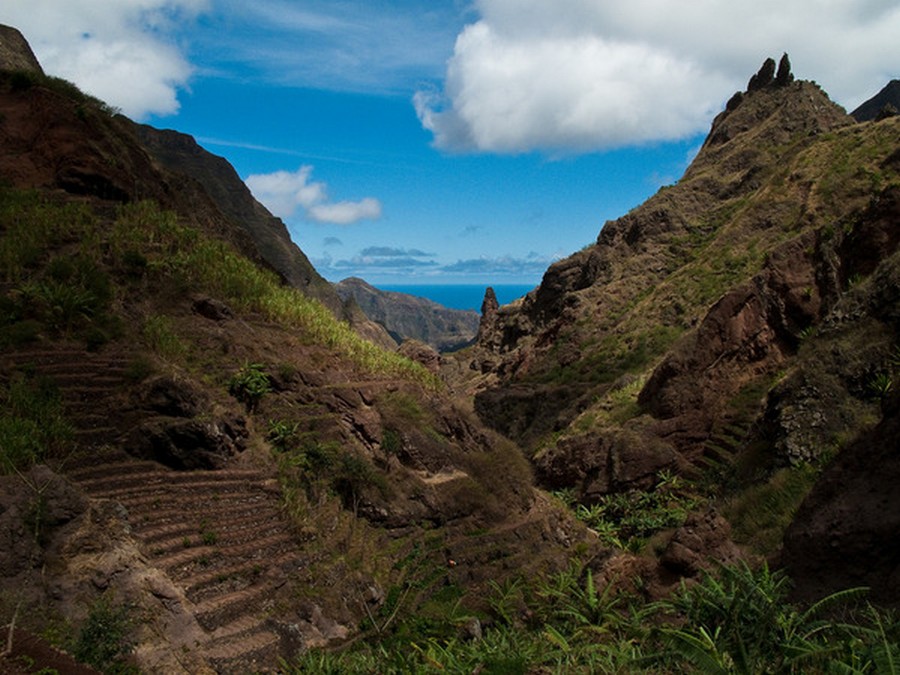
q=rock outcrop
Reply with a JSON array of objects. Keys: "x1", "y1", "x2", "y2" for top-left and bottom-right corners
[
  {"x1": 782, "y1": 387, "x2": 900, "y2": 606},
  {"x1": 0, "y1": 25, "x2": 42, "y2": 74}
]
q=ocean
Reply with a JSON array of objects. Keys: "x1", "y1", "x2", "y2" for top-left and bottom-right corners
[{"x1": 379, "y1": 284, "x2": 536, "y2": 313}]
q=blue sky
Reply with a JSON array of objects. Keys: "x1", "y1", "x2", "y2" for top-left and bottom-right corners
[{"x1": 3, "y1": 1, "x2": 899, "y2": 286}]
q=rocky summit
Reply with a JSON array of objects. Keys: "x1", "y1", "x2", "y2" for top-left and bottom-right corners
[{"x1": 1, "y1": 25, "x2": 899, "y2": 674}]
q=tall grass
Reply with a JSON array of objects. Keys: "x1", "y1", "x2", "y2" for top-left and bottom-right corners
[
  {"x1": 0, "y1": 191, "x2": 434, "y2": 385},
  {"x1": 283, "y1": 560, "x2": 899, "y2": 674},
  {"x1": 0, "y1": 374, "x2": 73, "y2": 474},
  {"x1": 113, "y1": 201, "x2": 435, "y2": 384}
]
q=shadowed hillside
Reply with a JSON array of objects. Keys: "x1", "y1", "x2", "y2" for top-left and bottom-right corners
[
  {"x1": 0, "y1": 27, "x2": 597, "y2": 673},
  {"x1": 2, "y1": 28, "x2": 899, "y2": 672}
]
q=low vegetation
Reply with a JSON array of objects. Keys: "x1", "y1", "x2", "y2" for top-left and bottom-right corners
[
  {"x1": 0, "y1": 189, "x2": 435, "y2": 384},
  {"x1": 0, "y1": 373, "x2": 72, "y2": 474},
  {"x1": 284, "y1": 560, "x2": 899, "y2": 673}
]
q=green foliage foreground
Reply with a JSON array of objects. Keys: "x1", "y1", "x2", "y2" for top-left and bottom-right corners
[{"x1": 284, "y1": 561, "x2": 898, "y2": 674}]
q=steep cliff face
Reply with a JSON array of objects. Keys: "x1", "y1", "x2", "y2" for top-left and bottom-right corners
[
  {"x1": 782, "y1": 386, "x2": 900, "y2": 606},
  {"x1": 131, "y1": 124, "x2": 339, "y2": 312},
  {"x1": 0, "y1": 25, "x2": 42, "y2": 74},
  {"x1": 462, "y1": 59, "x2": 900, "y2": 604}
]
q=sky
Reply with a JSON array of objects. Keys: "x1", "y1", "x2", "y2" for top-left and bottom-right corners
[{"x1": 2, "y1": 1, "x2": 899, "y2": 287}]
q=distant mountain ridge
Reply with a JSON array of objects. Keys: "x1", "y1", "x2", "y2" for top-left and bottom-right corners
[
  {"x1": 334, "y1": 277, "x2": 480, "y2": 351},
  {"x1": 852, "y1": 79, "x2": 900, "y2": 121}
]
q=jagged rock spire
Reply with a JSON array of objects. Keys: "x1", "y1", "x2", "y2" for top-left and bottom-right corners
[
  {"x1": 748, "y1": 57, "x2": 776, "y2": 91},
  {"x1": 477, "y1": 286, "x2": 500, "y2": 344},
  {"x1": 748, "y1": 54, "x2": 794, "y2": 92},
  {"x1": 775, "y1": 53, "x2": 794, "y2": 86}
]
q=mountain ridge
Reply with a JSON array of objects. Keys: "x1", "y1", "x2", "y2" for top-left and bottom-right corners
[
  {"x1": 334, "y1": 276, "x2": 480, "y2": 351},
  {"x1": 2, "y1": 26, "x2": 900, "y2": 671}
]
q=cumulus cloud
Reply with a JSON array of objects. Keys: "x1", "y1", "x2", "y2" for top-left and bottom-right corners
[
  {"x1": 417, "y1": 0, "x2": 900, "y2": 154},
  {"x1": 0, "y1": 0, "x2": 205, "y2": 119},
  {"x1": 246, "y1": 166, "x2": 382, "y2": 225},
  {"x1": 308, "y1": 198, "x2": 382, "y2": 225}
]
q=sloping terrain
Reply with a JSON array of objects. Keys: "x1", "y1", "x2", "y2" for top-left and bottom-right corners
[
  {"x1": 2, "y1": 28, "x2": 899, "y2": 671},
  {"x1": 852, "y1": 79, "x2": 900, "y2": 121},
  {"x1": 131, "y1": 123, "x2": 338, "y2": 312},
  {"x1": 462, "y1": 58, "x2": 900, "y2": 601},
  {"x1": 0, "y1": 37, "x2": 597, "y2": 673},
  {"x1": 335, "y1": 277, "x2": 480, "y2": 351}
]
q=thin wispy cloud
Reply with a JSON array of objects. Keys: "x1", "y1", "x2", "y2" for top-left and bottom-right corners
[
  {"x1": 207, "y1": 0, "x2": 466, "y2": 93},
  {"x1": 246, "y1": 166, "x2": 382, "y2": 225},
  {"x1": 417, "y1": 0, "x2": 900, "y2": 154},
  {"x1": 361, "y1": 246, "x2": 435, "y2": 258},
  {"x1": 316, "y1": 251, "x2": 558, "y2": 282}
]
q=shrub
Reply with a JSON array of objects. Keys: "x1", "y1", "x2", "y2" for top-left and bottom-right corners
[
  {"x1": 228, "y1": 362, "x2": 271, "y2": 411},
  {"x1": 0, "y1": 375, "x2": 72, "y2": 474},
  {"x1": 70, "y1": 596, "x2": 136, "y2": 674}
]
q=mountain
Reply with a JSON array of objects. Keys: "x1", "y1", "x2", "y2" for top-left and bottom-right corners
[
  {"x1": 131, "y1": 124, "x2": 337, "y2": 308},
  {"x1": 0, "y1": 26, "x2": 595, "y2": 673},
  {"x1": 461, "y1": 58, "x2": 900, "y2": 599},
  {"x1": 852, "y1": 79, "x2": 900, "y2": 121},
  {"x1": 335, "y1": 277, "x2": 480, "y2": 351},
  {"x1": 3, "y1": 27, "x2": 900, "y2": 670}
]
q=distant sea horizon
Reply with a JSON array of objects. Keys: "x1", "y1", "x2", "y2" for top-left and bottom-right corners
[{"x1": 379, "y1": 284, "x2": 536, "y2": 313}]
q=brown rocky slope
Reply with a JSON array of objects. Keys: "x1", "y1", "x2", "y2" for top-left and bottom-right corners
[
  {"x1": 462, "y1": 58, "x2": 900, "y2": 602},
  {"x1": 0, "y1": 28, "x2": 599, "y2": 673}
]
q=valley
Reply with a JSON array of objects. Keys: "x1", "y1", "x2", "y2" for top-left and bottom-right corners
[{"x1": 1, "y1": 27, "x2": 898, "y2": 673}]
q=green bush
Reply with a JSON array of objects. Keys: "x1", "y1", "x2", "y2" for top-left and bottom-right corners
[
  {"x1": 228, "y1": 362, "x2": 271, "y2": 411},
  {"x1": 70, "y1": 596, "x2": 136, "y2": 674},
  {"x1": 0, "y1": 375, "x2": 72, "y2": 474},
  {"x1": 564, "y1": 470, "x2": 702, "y2": 550}
]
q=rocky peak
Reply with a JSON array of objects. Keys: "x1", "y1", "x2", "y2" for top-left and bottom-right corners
[
  {"x1": 476, "y1": 286, "x2": 500, "y2": 343},
  {"x1": 700, "y1": 54, "x2": 849, "y2": 153},
  {"x1": 852, "y1": 79, "x2": 900, "y2": 122},
  {"x1": 0, "y1": 24, "x2": 43, "y2": 75}
]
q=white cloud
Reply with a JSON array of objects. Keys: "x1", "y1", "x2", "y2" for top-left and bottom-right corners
[
  {"x1": 308, "y1": 198, "x2": 382, "y2": 225},
  {"x1": 0, "y1": 0, "x2": 205, "y2": 119},
  {"x1": 417, "y1": 0, "x2": 900, "y2": 154},
  {"x1": 246, "y1": 166, "x2": 382, "y2": 225}
]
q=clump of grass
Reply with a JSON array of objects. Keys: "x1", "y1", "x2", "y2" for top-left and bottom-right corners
[
  {"x1": 0, "y1": 374, "x2": 72, "y2": 474},
  {"x1": 69, "y1": 595, "x2": 136, "y2": 674},
  {"x1": 142, "y1": 314, "x2": 186, "y2": 362},
  {"x1": 723, "y1": 464, "x2": 819, "y2": 556}
]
